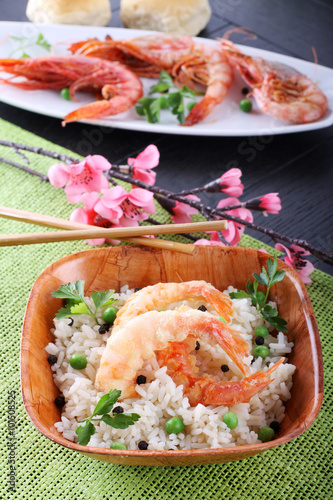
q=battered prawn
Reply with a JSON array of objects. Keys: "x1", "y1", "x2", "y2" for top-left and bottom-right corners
[
  {"x1": 68, "y1": 34, "x2": 195, "y2": 78},
  {"x1": 0, "y1": 55, "x2": 143, "y2": 124},
  {"x1": 113, "y1": 280, "x2": 233, "y2": 333},
  {"x1": 158, "y1": 341, "x2": 285, "y2": 406},
  {"x1": 220, "y1": 38, "x2": 327, "y2": 124},
  {"x1": 172, "y1": 43, "x2": 234, "y2": 126},
  {"x1": 96, "y1": 309, "x2": 250, "y2": 398}
]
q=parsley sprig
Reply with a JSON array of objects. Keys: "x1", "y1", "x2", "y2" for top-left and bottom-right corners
[
  {"x1": 136, "y1": 70, "x2": 201, "y2": 124},
  {"x1": 229, "y1": 256, "x2": 288, "y2": 333},
  {"x1": 9, "y1": 33, "x2": 51, "y2": 58},
  {"x1": 52, "y1": 280, "x2": 117, "y2": 325},
  {"x1": 76, "y1": 390, "x2": 140, "y2": 446}
]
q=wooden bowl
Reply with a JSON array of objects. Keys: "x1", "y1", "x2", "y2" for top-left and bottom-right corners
[{"x1": 21, "y1": 245, "x2": 323, "y2": 466}]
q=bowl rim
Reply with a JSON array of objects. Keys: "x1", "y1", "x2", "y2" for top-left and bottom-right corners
[{"x1": 20, "y1": 245, "x2": 324, "y2": 459}]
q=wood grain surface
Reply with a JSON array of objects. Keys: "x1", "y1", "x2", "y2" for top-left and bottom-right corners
[
  {"x1": 21, "y1": 246, "x2": 324, "y2": 466},
  {"x1": 1, "y1": 0, "x2": 332, "y2": 275}
]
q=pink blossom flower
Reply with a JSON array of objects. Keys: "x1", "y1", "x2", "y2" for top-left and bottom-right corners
[
  {"x1": 48, "y1": 155, "x2": 111, "y2": 203},
  {"x1": 195, "y1": 234, "x2": 225, "y2": 246},
  {"x1": 259, "y1": 193, "x2": 282, "y2": 214},
  {"x1": 218, "y1": 168, "x2": 244, "y2": 197},
  {"x1": 127, "y1": 145, "x2": 159, "y2": 185},
  {"x1": 70, "y1": 192, "x2": 110, "y2": 246},
  {"x1": 216, "y1": 197, "x2": 253, "y2": 246},
  {"x1": 171, "y1": 195, "x2": 200, "y2": 223},
  {"x1": 275, "y1": 243, "x2": 314, "y2": 284},
  {"x1": 95, "y1": 186, "x2": 156, "y2": 224}
]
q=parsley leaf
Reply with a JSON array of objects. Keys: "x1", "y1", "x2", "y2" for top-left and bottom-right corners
[
  {"x1": 91, "y1": 290, "x2": 117, "y2": 310},
  {"x1": 101, "y1": 413, "x2": 141, "y2": 429},
  {"x1": 229, "y1": 255, "x2": 287, "y2": 333},
  {"x1": 93, "y1": 389, "x2": 121, "y2": 416},
  {"x1": 76, "y1": 420, "x2": 96, "y2": 446},
  {"x1": 52, "y1": 281, "x2": 117, "y2": 325},
  {"x1": 76, "y1": 390, "x2": 140, "y2": 446}
]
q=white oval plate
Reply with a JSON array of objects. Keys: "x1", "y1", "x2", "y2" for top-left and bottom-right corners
[{"x1": 0, "y1": 21, "x2": 332, "y2": 136}]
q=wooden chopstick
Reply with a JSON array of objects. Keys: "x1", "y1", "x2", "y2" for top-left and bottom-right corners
[
  {"x1": 0, "y1": 206, "x2": 196, "y2": 254},
  {"x1": 0, "y1": 206, "x2": 227, "y2": 250}
]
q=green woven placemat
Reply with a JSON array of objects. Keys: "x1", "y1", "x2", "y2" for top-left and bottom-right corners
[{"x1": 0, "y1": 119, "x2": 332, "y2": 500}]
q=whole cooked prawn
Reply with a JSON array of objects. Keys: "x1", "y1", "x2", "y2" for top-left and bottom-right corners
[
  {"x1": 158, "y1": 341, "x2": 285, "y2": 406},
  {"x1": 68, "y1": 34, "x2": 195, "y2": 78},
  {"x1": 172, "y1": 43, "x2": 234, "y2": 126},
  {"x1": 96, "y1": 309, "x2": 250, "y2": 398},
  {"x1": 0, "y1": 55, "x2": 143, "y2": 124},
  {"x1": 220, "y1": 38, "x2": 327, "y2": 124},
  {"x1": 113, "y1": 280, "x2": 233, "y2": 333}
]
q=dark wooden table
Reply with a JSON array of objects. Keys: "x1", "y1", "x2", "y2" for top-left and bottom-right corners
[{"x1": 1, "y1": 0, "x2": 333, "y2": 274}]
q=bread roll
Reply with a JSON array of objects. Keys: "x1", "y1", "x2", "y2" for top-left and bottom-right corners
[
  {"x1": 120, "y1": 0, "x2": 211, "y2": 36},
  {"x1": 26, "y1": 0, "x2": 111, "y2": 26}
]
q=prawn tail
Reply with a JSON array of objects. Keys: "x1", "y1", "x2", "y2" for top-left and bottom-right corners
[
  {"x1": 62, "y1": 95, "x2": 135, "y2": 125},
  {"x1": 213, "y1": 324, "x2": 251, "y2": 376},
  {"x1": 183, "y1": 96, "x2": 219, "y2": 126},
  {"x1": 199, "y1": 372, "x2": 272, "y2": 406},
  {"x1": 203, "y1": 289, "x2": 233, "y2": 322}
]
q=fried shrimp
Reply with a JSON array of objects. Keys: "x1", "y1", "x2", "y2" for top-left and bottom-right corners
[
  {"x1": 113, "y1": 280, "x2": 233, "y2": 333},
  {"x1": 95, "y1": 309, "x2": 250, "y2": 398},
  {"x1": 220, "y1": 38, "x2": 327, "y2": 124},
  {"x1": 157, "y1": 341, "x2": 285, "y2": 406}
]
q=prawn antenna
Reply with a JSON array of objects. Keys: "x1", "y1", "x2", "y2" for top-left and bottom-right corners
[
  {"x1": 219, "y1": 27, "x2": 258, "y2": 43},
  {"x1": 311, "y1": 46, "x2": 318, "y2": 81}
]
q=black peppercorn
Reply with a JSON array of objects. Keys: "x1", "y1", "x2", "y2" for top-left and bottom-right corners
[
  {"x1": 47, "y1": 354, "x2": 58, "y2": 365},
  {"x1": 134, "y1": 287, "x2": 142, "y2": 293},
  {"x1": 198, "y1": 305, "x2": 207, "y2": 312},
  {"x1": 221, "y1": 364, "x2": 229, "y2": 373},
  {"x1": 195, "y1": 341, "x2": 200, "y2": 351},
  {"x1": 54, "y1": 396, "x2": 66, "y2": 408},
  {"x1": 136, "y1": 375, "x2": 147, "y2": 385},
  {"x1": 113, "y1": 406, "x2": 124, "y2": 414},
  {"x1": 68, "y1": 317, "x2": 74, "y2": 326},
  {"x1": 250, "y1": 356, "x2": 256, "y2": 365},
  {"x1": 255, "y1": 336, "x2": 265, "y2": 345},
  {"x1": 242, "y1": 87, "x2": 249, "y2": 95},
  {"x1": 270, "y1": 420, "x2": 280, "y2": 433},
  {"x1": 98, "y1": 323, "x2": 110, "y2": 335},
  {"x1": 138, "y1": 440, "x2": 148, "y2": 450}
]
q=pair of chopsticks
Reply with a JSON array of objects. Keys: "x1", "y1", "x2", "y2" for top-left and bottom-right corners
[{"x1": 0, "y1": 206, "x2": 228, "y2": 255}]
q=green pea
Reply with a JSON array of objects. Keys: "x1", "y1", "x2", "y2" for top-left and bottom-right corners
[
  {"x1": 255, "y1": 291, "x2": 266, "y2": 305},
  {"x1": 258, "y1": 426, "x2": 275, "y2": 442},
  {"x1": 222, "y1": 411, "x2": 238, "y2": 429},
  {"x1": 61, "y1": 87, "x2": 71, "y2": 100},
  {"x1": 255, "y1": 326, "x2": 269, "y2": 338},
  {"x1": 102, "y1": 306, "x2": 118, "y2": 325},
  {"x1": 239, "y1": 98, "x2": 252, "y2": 112},
  {"x1": 165, "y1": 417, "x2": 185, "y2": 434},
  {"x1": 218, "y1": 316, "x2": 227, "y2": 323},
  {"x1": 110, "y1": 442, "x2": 127, "y2": 450},
  {"x1": 253, "y1": 345, "x2": 270, "y2": 358},
  {"x1": 69, "y1": 353, "x2": 87, "y2": 370}
]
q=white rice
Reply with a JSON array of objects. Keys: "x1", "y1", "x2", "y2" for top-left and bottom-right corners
[{"x1": 46, "y1": 285, "x2": 296, "y2": 450}]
